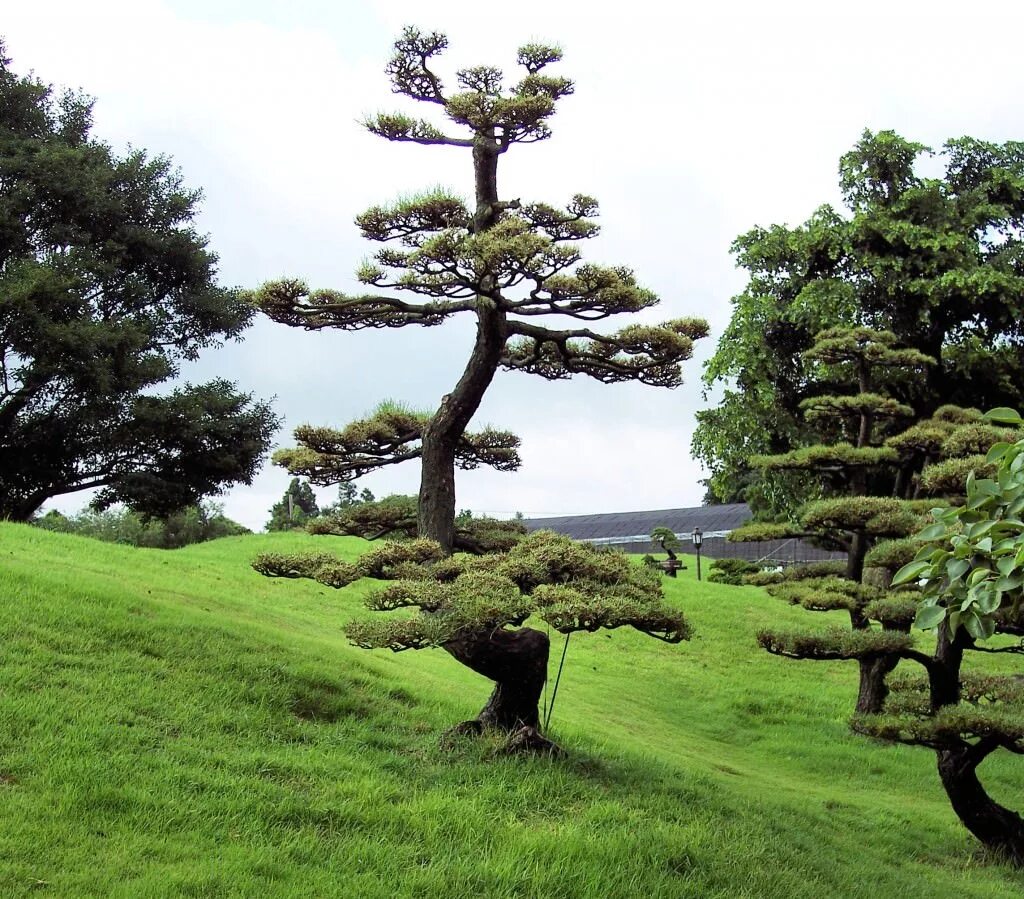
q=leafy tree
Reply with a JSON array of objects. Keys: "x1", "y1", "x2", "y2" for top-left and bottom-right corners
[
  {"x1": 254, "y1": 530, "x2": 689, "y2": 752},
  {"x1": 847, "y1": 408, "x2": 1024, "y2": 864},
  {"x1": 266, "y1": 478, "x2": 320, "y2": 531},
  {"x1": 250, "y1": 29, "x2": 703, "y2": 749},
  {"x1": 0, "y1": 43, "x2": 277, "y2": 520},
  {"x1": 32, "y1": 501, "x2": 249, "y2": 548},
  {"x1": 250, "y1": 28, "x2": 708, "y2": 554},
  {"x1": 695, "y1": 130, "x2": 1024, "y2": 510}
]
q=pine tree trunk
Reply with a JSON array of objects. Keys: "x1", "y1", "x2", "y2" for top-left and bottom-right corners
[
  {"x1": 442, "y1": 626, "x2": 559, "y2": 753},
  {"x1": 937, "y1": 746, "x2": 1024, "y2": 864},
  {"x1": 855, "y1": 654, "x2": 899, "y2": 714},
  {"x1": 416, "y1": 132, "x2": 506, "y2": 555}
]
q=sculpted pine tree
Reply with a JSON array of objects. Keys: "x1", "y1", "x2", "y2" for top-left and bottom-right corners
[
  {"x1": 731, "y1": 328, "x2": 933, "y2": 712},
  {"x1": 743, "y1": 366, "x2": 1020, "y2": 716},
  {"x1": 249, "y1": 29, "x2": 703, "y2": 751},
  {"x1": 250, "y1": 28, "x2": 708, "y2": 554}
]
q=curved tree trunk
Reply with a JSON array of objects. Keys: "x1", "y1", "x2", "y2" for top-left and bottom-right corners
[
  {"x1": 417, "y1": 132, "x2": 507, "y2": 555},
  {"x1": 443, "y1": 626, "x2": 559, "y2": 753},
  {"x1": 937, "y1": 745, "x2": 1024, "y2": 864}
]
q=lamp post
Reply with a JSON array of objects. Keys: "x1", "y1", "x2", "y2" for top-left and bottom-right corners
[{"x1": 692, "y1": 527, "x2": 703, "y2": 581}]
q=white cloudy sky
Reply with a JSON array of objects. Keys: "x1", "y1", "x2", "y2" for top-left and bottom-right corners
[{"x1": 6, "y1": 0, "x2": 1024, "y2": 529}]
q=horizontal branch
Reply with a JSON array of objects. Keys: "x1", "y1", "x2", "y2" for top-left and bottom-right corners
[
  {"x1": 502, "y1": 317, "x2": 708, "y2": 388},
  {"x1": 248, "y1": 279, "x2": 471, "y2": 330}
]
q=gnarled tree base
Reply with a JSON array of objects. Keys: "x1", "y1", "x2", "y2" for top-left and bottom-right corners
[
  {"x1": 441, "y1": 626, "x2": 562, "y2": 755},
  {"x1": 443, "y1": 718, "x2": 564, "y2": 756},
  {"x1": 938, "y1": 747, "x2": 1024, "y2": 866}
]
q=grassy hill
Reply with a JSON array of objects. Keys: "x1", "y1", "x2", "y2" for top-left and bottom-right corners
[{"x1": 1, "y1": 522, "x2": 1023, "y2": 897}]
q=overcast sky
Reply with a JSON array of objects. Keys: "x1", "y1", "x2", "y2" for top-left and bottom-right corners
[{"x1": 6, "y1": 0, "x2": 1024, "y2": 529}]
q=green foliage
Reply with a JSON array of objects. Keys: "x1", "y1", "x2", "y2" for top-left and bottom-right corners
[
  {"x1": 707, "y1": 558, "x2": 761, "y2": 585},
  {"x1": 696, "y1": 130, "x2": 1024, "y2": 509},
  {"x1": 0, "y1": 46, "x2": 277, "y2": 520},
  {"x1": 255, "y1": 530, "x2": 690, "y2": 651},
  {"x1": 31, "y1": 502, "x2": 249, "y2": 549},
  {"x1": 266, "y1": 478, "x2": 320, "y2": 532},
  {"x1": 892, "y1": 408, "x2": 1024, "y2": 641},
  {"x1": 742, "y1": 560, "x2": 846, "y2": 586},
  {"x1": 799, "y1": 497, "x2": 920, "y2": 537},
  {"x1": 863, "y1": 537, "x2": 923, "y2": 571},
  {"x1": 757, "y1": 626, "x2": 914, "y2": 660},
  {"x1": 752, "y1": 444, "x2": 899, "y2": 472}
]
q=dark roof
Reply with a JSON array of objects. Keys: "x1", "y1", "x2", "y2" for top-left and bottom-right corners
[{"x1": 522, "y1": 503, "x2": 751, "y2": 541}]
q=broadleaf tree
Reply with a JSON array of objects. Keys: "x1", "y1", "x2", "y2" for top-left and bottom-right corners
[
  {"x1": 249, "y1": 28, "x2": 705, "y2": 750},
  {"x1": 694, "y1": 130, "x2": 1024, "y2": 511},
  {"x1": 0, "y1": 43, "x2": 278, "y2": 520}
]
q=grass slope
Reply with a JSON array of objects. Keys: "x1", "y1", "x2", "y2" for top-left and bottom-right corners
[{"x1": 2, "y1": 523, "x2": 1023, "y2": 898}]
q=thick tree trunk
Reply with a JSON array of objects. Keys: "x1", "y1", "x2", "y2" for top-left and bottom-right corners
[
  {"x1": 937, "y1": 746, "x2": 1024, "y2": 865},
  {"x1": 416, "y1": 133, "x2": 507, "y2": 554},
  {"x1": 855, "y1": 654, "x2": 899, "y2": 714},
  {"x1": 846, "y1": 530, "x2": 868, "y2": 582},
  {"x1": 442, "y1": 626, "x2": 559, "y2": 753}
]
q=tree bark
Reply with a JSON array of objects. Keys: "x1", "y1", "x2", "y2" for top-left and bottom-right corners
[
  {"x1": 442, "y1": 626, "x2": 559, "y2": 752},
  {"x1": 855, "y1": 654, "x2": 899, "y2": 714},
  {"x1": 416, "y1": 132, "x2": 507, "y2": 554},
  {"x1": 937, "y1": 745, "x2": 1024, "y2": 865}
]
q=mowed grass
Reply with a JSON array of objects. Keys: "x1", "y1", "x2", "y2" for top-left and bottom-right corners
[{"x1": 1, "y1": 524, "x2": 1023, "y2": 898}]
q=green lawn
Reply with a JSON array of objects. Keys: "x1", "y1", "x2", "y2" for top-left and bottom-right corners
[{"x1": 1, "y1": 523, "x2": 1022, "y2": 897}]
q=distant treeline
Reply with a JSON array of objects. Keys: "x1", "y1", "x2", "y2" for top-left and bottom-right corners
[{"x1": 33, "y1": 503, "x2": 249, "y2": 549}]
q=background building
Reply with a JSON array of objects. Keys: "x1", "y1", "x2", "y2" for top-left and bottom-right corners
[{"x1": 522, "y1": 504, "x2": 845, "y2": 565}]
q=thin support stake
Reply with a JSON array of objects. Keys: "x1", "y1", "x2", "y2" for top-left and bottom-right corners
[{"x1": 544, "y1": 631, "x2": 571, "y2": 731}]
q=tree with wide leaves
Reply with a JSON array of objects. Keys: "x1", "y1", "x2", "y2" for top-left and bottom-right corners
[
  {"x1": 847, "y1": 408, "x2": 1024, "y2": 864},
  {"x1": 0, "y1": 43, "x2": 277, "y2": 520},
  {"x1": 694, "y1": 130, "x2": 1024, "y2": 512}
]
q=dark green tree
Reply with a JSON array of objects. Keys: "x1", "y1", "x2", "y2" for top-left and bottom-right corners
[
  {"x1": 266, "y1": 478, "x2": 320, "y2": 531},
  {"x1": 251, "y1": 28, "x2": 707, "y2": 555},
  {"x1": 729, "y1": 327, "x2": 931, "y2": 712},
  {"x1": 0, "y1": 44, "x2": 277, "y2": 520},
  {"x1": 695, "y1": 130, "x2": 1024, "y2": 510}
]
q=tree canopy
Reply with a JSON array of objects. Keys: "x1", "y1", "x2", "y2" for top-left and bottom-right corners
[
  {"x1": 250, "y1": 26, "x2": 707, "y2": 554},
  {"x1": 0, "y1": 43, "x2": 277, "y2": 520},
  {"x1": 694, "y1": 130, "x2": 1024, "y2": 512}
]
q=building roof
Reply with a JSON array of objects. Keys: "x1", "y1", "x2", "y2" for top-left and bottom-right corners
[{"x1": 522, "y1": 503, "x2": 751, "y2": 542}]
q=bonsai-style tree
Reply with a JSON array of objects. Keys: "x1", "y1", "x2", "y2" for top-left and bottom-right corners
[
  {"x1": 747, "y1": 400, "x2": 1021, "y2": 714},
  {"x1": 649, "y1": 526, "x2": 684, "y2": 576},
  {"x1": 728, "y1": 327, "x2": 931, "y2": 712},
  {"x1": 250, "y1": 28, "x2": 708, "y2": 554},
  {"x1": 249, "y1": 30, "x2": 704, "y2": 750},
  {"x1": 846, "y1": 407, "x2": 1024, "y2": 864},
  {"x1": 254, "y1": 530, "x2": 690, "y2": 752}
]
